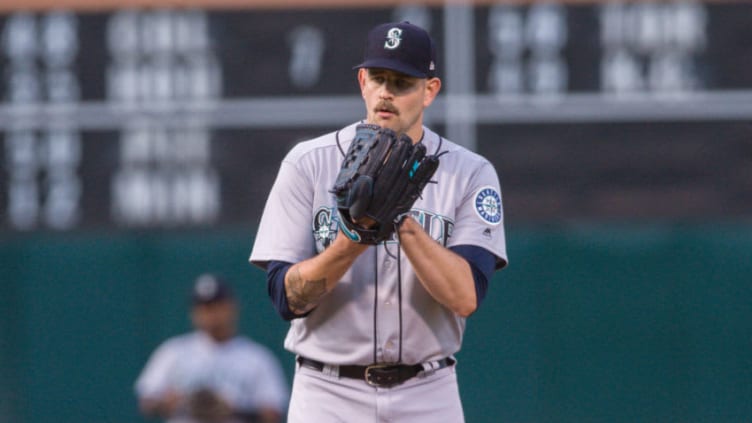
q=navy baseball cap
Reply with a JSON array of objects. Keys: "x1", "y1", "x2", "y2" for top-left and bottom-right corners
[
  {"x1": 353, "y1": 21, "x2": 437, "y2": 78},
  {"x1": 191, "y1": 273, "x2": 234, "y2": 305}
]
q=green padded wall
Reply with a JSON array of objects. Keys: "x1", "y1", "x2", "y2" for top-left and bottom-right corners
[{"x1": 1, "y1": 224, "x2": 750, "y2": 423}]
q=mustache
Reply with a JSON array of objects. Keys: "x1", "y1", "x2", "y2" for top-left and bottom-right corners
[{"x1": 374, "y1": 101, "x2": 399, "y2": 115}]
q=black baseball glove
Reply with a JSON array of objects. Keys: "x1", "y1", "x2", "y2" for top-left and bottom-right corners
[{"x1": 331, "y1": 123, "x2": 440, "y2": 244}]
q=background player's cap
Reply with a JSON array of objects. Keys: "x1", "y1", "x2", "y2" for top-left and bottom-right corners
[
  {"x1": 191, "y1": 273, "x2": 234, "y2": 305},
  {"x1": 353, "y1": 21, "x2": 437, "y2": 78}
]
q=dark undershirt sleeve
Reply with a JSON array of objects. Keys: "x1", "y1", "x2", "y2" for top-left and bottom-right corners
[
  {"x1": 449, "y1": 245, "x2": 497, "y2": 309},
  {"x1": 266, "y1": 260, "x2": 311, "y2": 321}
]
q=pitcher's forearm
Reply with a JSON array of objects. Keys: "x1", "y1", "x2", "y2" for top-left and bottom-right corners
[
  {"x1": 284, "y1": 233, "x2": 369, "y2": 314},
  {"x1": 398, "y1": 217, "x2": 477, "y2": 317}
]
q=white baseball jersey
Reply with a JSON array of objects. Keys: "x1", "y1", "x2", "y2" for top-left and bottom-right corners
[
  {"x1": 134, "y1": 331, "x2": 288, "y2": 422},
  {"x1": 250, "y1": 122, "x2": 507, "y2": 366}
]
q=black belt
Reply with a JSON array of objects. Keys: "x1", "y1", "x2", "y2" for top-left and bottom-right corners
[{"x1": 297, "y1": 356, "x2": 455, "y2": 388}]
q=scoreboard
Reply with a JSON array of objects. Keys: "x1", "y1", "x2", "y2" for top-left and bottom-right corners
[{"x1": 1, "y1": 1, "x2": 751, "y2": 231}]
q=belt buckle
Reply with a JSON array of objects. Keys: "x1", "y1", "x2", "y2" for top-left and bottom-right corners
[{"x1": 365, "y1": 363, "x2": 400, "y2": 388}]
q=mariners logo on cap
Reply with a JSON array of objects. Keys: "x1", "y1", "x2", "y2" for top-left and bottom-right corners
[
  {"x1": 384, "y1": 28, "x2": 402, "y2": 49},
  {"x1": 474, "y1": 186, "x2": 502, "y2": 225}
]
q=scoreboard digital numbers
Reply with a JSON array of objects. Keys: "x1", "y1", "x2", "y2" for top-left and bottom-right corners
[{"x1": 1, "y1": 1, "x2": 751, "y2": 231}]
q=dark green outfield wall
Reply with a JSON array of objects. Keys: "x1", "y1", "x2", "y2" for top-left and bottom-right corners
[{"x1": 1, "y1": 224, "x2": 751, "y2": 423}]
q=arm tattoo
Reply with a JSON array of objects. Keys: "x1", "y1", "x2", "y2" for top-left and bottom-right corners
[{"x1": 286, "y1": 267, "x2": 328, "y2": 314}]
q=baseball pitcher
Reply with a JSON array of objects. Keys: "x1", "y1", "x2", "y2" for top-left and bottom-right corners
[{"x1": 250, "y1": 21, "x2": 507, "y2": 423}]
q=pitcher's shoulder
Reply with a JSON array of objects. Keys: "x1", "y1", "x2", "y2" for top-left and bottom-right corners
[
  {"x1": 285, "y1": 123, "x2": 360, "y2": 162},
  {"x1": 434, "y1": 137, "x2": 494, "y2": 168}
]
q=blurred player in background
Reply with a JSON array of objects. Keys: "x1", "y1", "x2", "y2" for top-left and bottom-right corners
[{"x1": 134, "y1": 273, "x2": 288, "y2": 423}]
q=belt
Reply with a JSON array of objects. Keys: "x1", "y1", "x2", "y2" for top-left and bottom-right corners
[{"x1": 297, "y1": 356, "x2": 455, "y2": 388}]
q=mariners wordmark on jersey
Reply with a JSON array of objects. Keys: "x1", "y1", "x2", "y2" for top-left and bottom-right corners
[{"x1": 312, "y1": 206, "x2": 453, "y2": 252}]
